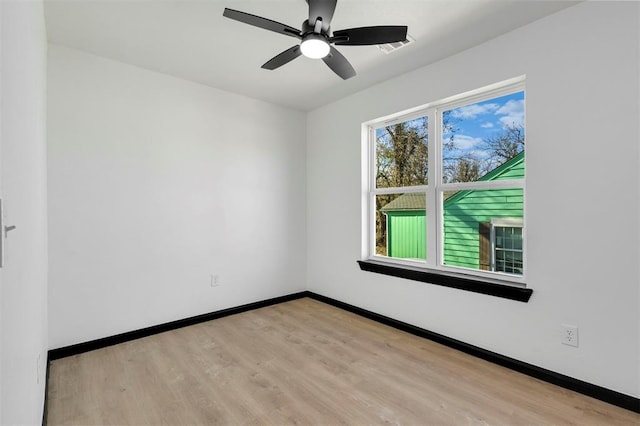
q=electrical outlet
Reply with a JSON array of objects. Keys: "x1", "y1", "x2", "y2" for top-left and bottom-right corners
[
  {"x1": 210, "y1": 274, "x2": 220, "y2": 287},
  {"x1": 561, "y1": 324, "x2": 579, "y2": 347}
]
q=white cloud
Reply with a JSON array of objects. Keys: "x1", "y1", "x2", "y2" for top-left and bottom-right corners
[
  {"x1": 480, "y1": 122, "x2": 494, "y2": 128},
  {"x1": 452, "y1": 134, "x2": 483, "y2": 150},
  {"x1": 467, "y1": 149, "x2": 491, "y2": 159},
  {"x1": 451, "y1": 103, "x2": 499, "y2": 119},
  {"x1": 495, "y1": 99, "x2": 524, "y2": 128}
]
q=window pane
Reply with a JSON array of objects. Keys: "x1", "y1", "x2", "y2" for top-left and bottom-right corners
[
  {"x1": 495, "y1": 241, "x2": 523, "y2": 275},
  {"x1": 442, "y1": 91, "x2": 525, "y2": 183},
  {"x1": 375, "y1": 193, "x2": 426, "y2": 261},
  {"x1": 442, "y1": 188, "x2": 523, "y2": 275},
  {"x1": 375, "y1": 116, "x2": 428, "y2": 188}
]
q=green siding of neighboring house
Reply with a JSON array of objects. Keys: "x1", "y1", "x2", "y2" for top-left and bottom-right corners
[
  {"x1": 443, "y1": 187, "x2": 523, "y2": 269},
  {"x1": 382, "y1": 152, "x2": 524, "y2": 269},
  {"x1": 381, "y1": 192, "x2": 426, "y2": 259},
  {"x1": 387, "y1": 211, "x2": 426, "y2": 259}
]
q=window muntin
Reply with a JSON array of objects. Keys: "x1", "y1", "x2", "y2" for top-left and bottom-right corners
[{"x1": 365, "y1": 78, "x2": 526, "y2": 283}]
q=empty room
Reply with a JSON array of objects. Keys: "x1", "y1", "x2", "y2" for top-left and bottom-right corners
[{"x1": 1, "y1": 0, "x2": 639, "y2": 424}]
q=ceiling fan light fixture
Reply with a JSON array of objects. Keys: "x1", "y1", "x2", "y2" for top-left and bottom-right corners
[{"x1": 300, "y1": 34, "x2": 330, "y2": 59}]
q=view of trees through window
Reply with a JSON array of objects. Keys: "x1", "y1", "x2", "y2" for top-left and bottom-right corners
[
  {"x1": 373, "y1": 90, "x2": 525, "y2": 275},
  {"x1": 443, "y1": 91, "x2": 525, "y2": 183},
  {"x1": 375, "y1": 116, "x2": 428, "y2": 256}
]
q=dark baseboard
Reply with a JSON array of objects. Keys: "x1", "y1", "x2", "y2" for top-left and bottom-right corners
[
  {"x1": 306, "y1": 292, "x2": 640, "y2": 414},
  {"x1": 42, "y1": 352, "x2": 51, "y2": 426},
  {"x1": 45, "y1": 290, "x2": 639, "y2": 415},
  {"x1": 48, "y1": 291, "x2": 308, "y2": 360}
]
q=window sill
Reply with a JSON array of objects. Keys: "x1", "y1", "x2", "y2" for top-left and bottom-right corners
[{"x1": 357, "y1": 260, "x2": 533, "y2": 302}]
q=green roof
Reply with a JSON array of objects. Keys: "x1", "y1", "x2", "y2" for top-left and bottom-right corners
[{"x1": 381, "y1": 151, "x2": 525, "y2": 212}]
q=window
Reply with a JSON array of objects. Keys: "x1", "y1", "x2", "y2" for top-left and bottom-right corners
[
  {"x1": 373, "y1": 115, "x2": 428, "y2": 260},
  {"x1": 483, "y1": 218, "x2": 524, "y2": 275},
  {"x1": 363, "y1": 77, "x2": 526, "y2": 287}
]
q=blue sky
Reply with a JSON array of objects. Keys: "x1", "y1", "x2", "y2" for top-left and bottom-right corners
[{"x1": 443, "y1": 91, "x2": 525, "y2": 161}]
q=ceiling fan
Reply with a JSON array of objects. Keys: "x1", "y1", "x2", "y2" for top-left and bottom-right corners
[{"x1": 222, "y1": 0, "x2": 408, "y2": 80}]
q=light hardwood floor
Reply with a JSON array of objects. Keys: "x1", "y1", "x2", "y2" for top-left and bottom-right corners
[{"x1": 47, "y1": 298, "x2": 639, "y2": 425}]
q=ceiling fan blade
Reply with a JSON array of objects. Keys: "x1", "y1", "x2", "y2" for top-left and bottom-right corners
[
  {"x1": 223, "y1": 8, "x2": 301, "y2": 39},
  {"x1": 331, "y1": 26, "x2": 408, "y2": 46},
  {"x1": 262, "y1": 45, "x2": 302, "y2": 70},
  {"x1": 307, "y1": 0, "x2": 337, "y2": 32},
  {"x1": 322, "y1": 46, "x2": 356, "y2": 80}
]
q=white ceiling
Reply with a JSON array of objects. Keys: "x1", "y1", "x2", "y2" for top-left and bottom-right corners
[{"x1": 44, "y1": 0, "x2": 578, "y2": 111}]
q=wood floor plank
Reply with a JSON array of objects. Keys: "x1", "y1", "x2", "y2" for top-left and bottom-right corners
[{"x1": 47, "y1": 298, "x2": 640, "y2": 425}]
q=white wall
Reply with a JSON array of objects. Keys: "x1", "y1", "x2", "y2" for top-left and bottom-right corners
[
  {"x1": 48, "y1": 45, "x2": 306, "y2": 348},
  {"x1": 1, "y1": 3, "x2": 3, "y2": 418},
  {"x1": 307, "y1": 1, "x2": 639, "y2": 398},
  {"x1": 0, "y1": 0, "x2": 49, "y2": 424}
]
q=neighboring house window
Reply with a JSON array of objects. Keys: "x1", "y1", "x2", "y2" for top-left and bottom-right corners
[
  {"x1": 492, "y1": 218, "x2": 524, "y2": 275},
  {"x1": 363, "y1": 77, "x2": 526, "y2": 285},
  {"x1": 479, "y1": 218, "x2": 524, "y2": 275}
]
